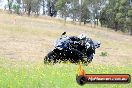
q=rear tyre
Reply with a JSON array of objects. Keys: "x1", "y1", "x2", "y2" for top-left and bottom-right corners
[{"x1": 44, "y1": 51, "x2": 58, "y2": 64}]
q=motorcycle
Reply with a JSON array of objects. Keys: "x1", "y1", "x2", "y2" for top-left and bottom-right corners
[{"x1": 44, "y1": 33, "x2": 101, "y2": 64}]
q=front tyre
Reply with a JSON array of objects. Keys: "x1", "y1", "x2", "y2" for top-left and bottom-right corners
[{"x1": 87, "y1": 54, "x2": 93, "y2": 63}]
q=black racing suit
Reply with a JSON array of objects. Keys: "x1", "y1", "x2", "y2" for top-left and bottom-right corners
[{"x1": 69, "y1": 36, "x2": 95, "y2": 61}]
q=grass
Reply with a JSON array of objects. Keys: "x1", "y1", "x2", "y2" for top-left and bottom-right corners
[
  {"x1": 0, "y1": 11, "x2": 132, "y2": 88},
  {"x1": 0, "y1": 57, "x2": 131, "y2": 88},
  {"x1": 100, "y1": 52, "x2": 108, "y2": 57}
]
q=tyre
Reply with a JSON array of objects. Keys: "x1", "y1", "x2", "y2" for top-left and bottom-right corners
[
  {"x1": 87, "y1": 54, "x2": 93, "y2": 62},
  {"x1": 44, "y1": 56, "x2": 49, "y2": 64},
  {"x1": 44, "y1": 51, "x2": 58, "y2": 64}
]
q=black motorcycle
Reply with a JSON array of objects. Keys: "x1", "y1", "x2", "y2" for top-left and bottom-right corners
[{"x1": 44, "y1": 33, "x2": 101, "y2": 64}]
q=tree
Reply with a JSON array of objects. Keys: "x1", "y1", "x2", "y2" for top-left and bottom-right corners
[
  {"x1": 78, "y1": 0, "x2": 90, "y2": 25},
  {"x1": 47, "y1": 0, "x2": 57, "y2": 17},
  {"x1": 22, "y1": 0, "x2": 43, "y2": 16},
  {"x1": 126, "y1": 9, "x2": 132, "y2": 35},
  {"x1": 55, "y1": 0, "x2": 70, "y2": 23},
  {"x1": 12, "y1": 3, "x2": 20, "y2": 14},
  {"x1": 32, "y1": 0, "x2": 43, "y2": 15},
  {"x1": 16, "y1": 0, "x2": 21, "y2": 4},
  {"x1": 42, "y1": 0, "x2": 46, "y2": 15},
  {"x1": 7, "y1": 0, "x2": 13, "y2": 13},
  {"x1": 69, "y1": 0, "x2": 79, "y2": 22},
  {"x1": 81, "y1": 0, "x2": 90, "y2": 24},
  {"x1": 88, "y1": 0, "x2": 106, "y2": 26},
  {"x1": 22, "y1": 0, "x2": 31, "y2": 16},
  {"x1": 99, "y1": 0, "x2": 132, "y2": 35},
  {"x1": 55, "y1": 0, "x2": 90, "y2": 24}
]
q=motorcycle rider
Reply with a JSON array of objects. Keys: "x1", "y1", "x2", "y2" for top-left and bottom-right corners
[
  {"x1": 54, "y1": 32, "x2": 100, "y2": 62},
  {"x1": 70, "y1": 33, "x2": 101, "y2": 61},
  {"x1": 77, "y1": 34, "x2": 94, "y2": 61},
  {"x1": 62, "y1": 33, "x2": 94, "y2": 62}
]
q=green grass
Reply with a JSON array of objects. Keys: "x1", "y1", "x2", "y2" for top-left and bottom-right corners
[{"x1": 0, "y1": 57, "x2": 131, "y2": 88}]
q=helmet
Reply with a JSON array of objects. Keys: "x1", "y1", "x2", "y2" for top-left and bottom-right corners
[{"x1": 78, "y1": 34, "x2": 87, "y2": 40}]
